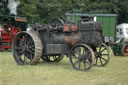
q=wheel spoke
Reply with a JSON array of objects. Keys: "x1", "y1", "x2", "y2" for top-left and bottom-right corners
[
  {"x1": 73, "y1": 54, "x2": 79, "y2": 59},
  {"x1": 74, "y1": 56, "x2": 79, "y2": 62},
  {"x1": 29, "y1": 54, "x2": 32, "y2": 62},
  {"x1": 31, "y1": 48, "x2": 35, "y2": 52},
  {"x1": 100, "y1": 58, "x2": 103, "y2": 65},
  {"x1": 19, "y1": 49, "x2": 24, "y2": 55},
  {"x1": 101, "y1": 54, "x2": 108, "y2": 56},
  {"x1": 82, "y1": 50, "x2": 85, "y2": 55},
  {"x1": 83, "y1": 60, "x2": 86, "y2": 69},
  {"x1": 28, "y1": 49, "x2": 34, "y2": 54},
  {"x1": 18, "y1": 37, "x2": 23, "y2": 42},
  {"x1": 53, "y1": 56, "x2": 56, "y2": 60},
  {"x1": 47, "y1": 56, "x2": 50, "y2": 60},
  {"x1": 99, "y1": 47, "x2": 102, "y2": 52},
  {"x1": 42, "y1": 55, "x2": 64, "y2": 62},
  {"x1": 87, "y1": 56, "x2": 92, "y2": 59},
  {"x1": 82, "y1": 48, "x2": 85, "y2": 55},
  {"x1": 86, "y1": 51, "x2": 90, "y2": 55},
  {"x1": 76, "y1": 52, "x2": 80, "y2": 56},
  {"x1": 18, "y1": 38, "x2": 24, "y2": 46},
  {"x1": 78, "y1": 62, "x2": 81, "y2": 69},
  {"x1": 101, "y1": 57, "x2": 107, "y2": 62},
  {"x1": 19, "y1": 53, "x2": 24, "y2": 58},
  {"x1": 76, "y1": 47, "x2": 81, "y2": 55},
  {"x1": 87, "y1": 56, "x2": 92, "y2": 63},
  {"x1": 86, "y1": 60, "x2": 90, "y2": 65},
  {"x1": 100, "y1": 48, "x2": 106, "y2": 53},
  {"x1": 14, "y1": 46, "x2": 23, "y2": 50},
  {"x1": 24, "y1": 39, "x2": 27, "y2": 45},
  {"x1": 24, "y1": 55, "x2": 27, "y2": 64},
  {"x1": 74, "y1": 60, "x2": 80, "y2": 65},
  {"x1": 27, "y1": 38, "x2": 32, "y2": 46},
  {"x1": 28, "y1": 45, "x2": 35, "y2": 49},
  {"x1": 23, "y1": 34, "x2": 28, "y2": 45}
]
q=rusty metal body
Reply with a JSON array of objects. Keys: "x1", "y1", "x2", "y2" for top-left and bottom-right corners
[{"x1": 31, "y1": 19, "x2": 102, "y2": 55}]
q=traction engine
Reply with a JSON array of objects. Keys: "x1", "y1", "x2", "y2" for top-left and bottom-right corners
[
  {"x1": 12, "y1": 18, "x2": 110, "y2": 71},
  {"x1": 0, "y1": 15, "x2": 27, "y2": 51}
]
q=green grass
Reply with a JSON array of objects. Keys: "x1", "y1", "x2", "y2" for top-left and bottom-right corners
[{"x1": 0, "y1": 51, "x2": 128, "y2": 85}]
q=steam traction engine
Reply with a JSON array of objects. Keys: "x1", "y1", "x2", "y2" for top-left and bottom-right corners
[
  {"x1": 12, "y1": 19, "x2": 110, "y2": 71},
  {"x1": 0, "y1": 15, "x2": 27, "y2": 51}
]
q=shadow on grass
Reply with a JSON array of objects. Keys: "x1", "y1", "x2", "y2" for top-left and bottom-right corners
[
  {"x1": 35, "y1": 58, "x2": 74, "y2": 70},
  {"x1": 38, "y1": 60, "x2": 71, "y2": 66},
  {"x1": 36, "y1": 59, "x2": 109, "y2": 72}
]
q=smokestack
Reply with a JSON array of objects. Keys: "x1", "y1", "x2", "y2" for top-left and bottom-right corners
[{"x1": 8, "y1": 0, "x2": 20, "y2": 15}]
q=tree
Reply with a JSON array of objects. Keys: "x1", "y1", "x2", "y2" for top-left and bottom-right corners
[
  {"x1": 36, "y1": 0, "x2": 74, "y2": 23},
  {"x1": 116, "y1": 1, "x2": 128, "y2": 23},
  {"x1": 16, "y1": 0, "x2": 128, "y2": 24},
  {"x1": 17, "y1": 0, "x2": 39, "y2": 24}
]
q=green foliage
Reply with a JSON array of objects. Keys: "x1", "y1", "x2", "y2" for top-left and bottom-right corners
[
  {"x1": 14, "y1": 0, "x2": 128, "y2": 24},
  {"x1": 17, "y1": 0, "x2": 39, "y2": 24},
  {"x1": 117, "y1": 1, "x2": 128, "y2": 23},
  {"x1": 36, "y1": 0, "x2": 74, "y2": 23}
]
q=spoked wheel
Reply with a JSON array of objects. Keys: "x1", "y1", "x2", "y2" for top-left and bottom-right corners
[
  {"x1": 69, "y1": 44, "x2": 95, "y2": 71},
  {"x1": 12, "y1": 31, "x2": 43, "y2": 65},
  {"x1": 41, "y1": 55, "x2": 64, "y2": 62},
  {"x1": 94, "y1": 43, "x2": 110, "y2": 66},
  {"x1": 121, "y1": 44, "x2": 128, "y2": 56}
]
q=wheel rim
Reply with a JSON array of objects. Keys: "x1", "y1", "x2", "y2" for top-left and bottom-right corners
[
  {"x1": 94, "y1": 43, "x2": 110, "y2": 66},
  {"x1": 42, "y1": 55, "x2": 64, "y2": 62},
  {"x1": 69, "y1": 44, "x2": 94, "y2": 71},
  {"x1": 12, "y1": 31, "x2": 43, "y2": 65}
]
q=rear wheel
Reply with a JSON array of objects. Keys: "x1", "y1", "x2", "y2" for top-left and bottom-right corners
[{"x1": 12, "y1": 31, "x2": 43, "y2": 65}]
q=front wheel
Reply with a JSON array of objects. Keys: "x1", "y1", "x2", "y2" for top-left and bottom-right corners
[{"x1": 69, "y1": 44, "x2": 95, "y2": 71}]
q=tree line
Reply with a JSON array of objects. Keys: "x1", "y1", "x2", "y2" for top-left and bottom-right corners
[{"x1": 16, "y1": 0, "x2": 128, "y2": 24}]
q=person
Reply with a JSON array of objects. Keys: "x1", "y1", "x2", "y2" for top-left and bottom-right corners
[{"x1": 4, "y1": 24, "x2": 9, "y2": 32}]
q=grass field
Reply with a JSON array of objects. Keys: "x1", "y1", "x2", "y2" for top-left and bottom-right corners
[{"x1": 0, "y1": 51, "x2": 128, "y2": 85}]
